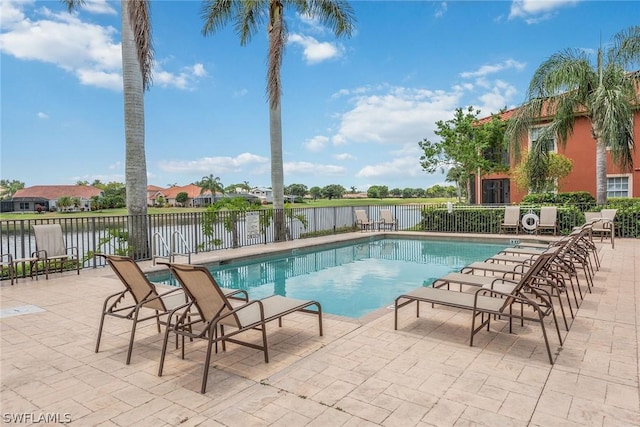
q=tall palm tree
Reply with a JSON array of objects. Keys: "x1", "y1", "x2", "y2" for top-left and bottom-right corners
[
  {"x1": 65, "y1": 0, "x2": 153, "y2": 258},
  {"x1": 201, "y1": 0, "x2": 355, "y2": 241},
  {"x1": 506, "y1": 26, "x2": 640, "y2": 204},
  {"x1": 198, "y1": 174, "x2": 224, "y2": 204}
]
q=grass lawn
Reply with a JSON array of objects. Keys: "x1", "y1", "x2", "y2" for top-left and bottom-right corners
[{"x1": 0, "y1": 198, "x2": 454, "y2": 221}]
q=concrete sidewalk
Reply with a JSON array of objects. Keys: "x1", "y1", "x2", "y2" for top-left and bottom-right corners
[{"x1": 1, "y1": 234, "x2": 638, "y2": 426}]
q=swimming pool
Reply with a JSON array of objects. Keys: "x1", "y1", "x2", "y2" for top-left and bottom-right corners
[{"x1": 151, "y1": 237, "x2": 509, "y2": 319}]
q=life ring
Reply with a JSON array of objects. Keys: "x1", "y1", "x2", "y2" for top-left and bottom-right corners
[{"x1": 521, "y1": 213, "x2": 539, "y2": 232}]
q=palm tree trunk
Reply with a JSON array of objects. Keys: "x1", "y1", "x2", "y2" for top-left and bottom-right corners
[
  {"x1": 595, "y1": 139, "x2": 607, "y2": 205},
  {"x1": 122, "y1": 0, "x2": 149, "y2": 259},
  {"x1": 270, "y1": 103, "x2": 286, "y2": 242}
]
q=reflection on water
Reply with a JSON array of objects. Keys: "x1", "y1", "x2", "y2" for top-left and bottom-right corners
[{"x1": 155, "y1": 238, "x2": 508, "y2": 319}]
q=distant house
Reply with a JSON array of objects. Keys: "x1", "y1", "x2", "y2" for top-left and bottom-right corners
[
  {"x1": 147, "y1": 184, "x2": 213, "y2": 207},
  {"x1": 11, "y1": 185, "x2": 103, "y2": 212},
  {"x1": 249, "y1": 187, "x2": 273, "y2": 204}
]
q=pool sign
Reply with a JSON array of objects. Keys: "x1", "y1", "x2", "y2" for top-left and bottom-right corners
[{"x1": 246, "y1": 211, "x2": 261, "y2": 239}]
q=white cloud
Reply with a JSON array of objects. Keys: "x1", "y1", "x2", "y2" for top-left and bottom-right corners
[
  {"x1": 288, "y1": 33, "x2": 343, "y2": 64},
  {"x1": 0, "y1": 2, "x2": 205, "y2": 91},
  {"x1": 331, "y1": 86, "x2": 463, "y2": 147},
  {"x1": 37, "y1": 112, "x2": 49, "y2": 119},
  {"x1": 192, "y1": 63, "x2": 207, "y2": 77},
  {"x1": 477, "y1": 80, "x2": 518, "y2": 114},
  {"x1": 142, "y1": 62, "x2": 208, "y2": 90},
  {"x1": 284, "y1": 162, "x2": 347, "y2": 176},
  {"x1": 334, "y1": 153, "x2": 354, "y2": 161},
  {"x1": 304, "y1": 135, "x2": 329, "y2": 152},
  {"x1": 82, "y1": 0, "x2": 117, "y2": 15},
  {"x1": 460, "y1": 59, "x2": 526, "y2": 79},
  {"x1": 509, "y1": 0, "x2": 581, "y2": 22},
  {"x1": 0, "y1": 6, "x2": 122, "y2": 90},
  {"x1": 356, "y1": 156, "x2": 423, "y2": 179},
  {"x1": 158, "y1": 153, "x2": 268, "y2": 174},
  {"x1": 434, "y1": 2, "x2": 448, "y2": 18}
]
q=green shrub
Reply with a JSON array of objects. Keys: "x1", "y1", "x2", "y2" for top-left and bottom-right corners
[{"x1": 522, "y1": 192, "x2": 596, "y2": 210}]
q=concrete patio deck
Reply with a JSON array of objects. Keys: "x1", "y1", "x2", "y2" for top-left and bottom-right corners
[{"x1": 1, "y1": 233, "x2": 638, "y2": 426}]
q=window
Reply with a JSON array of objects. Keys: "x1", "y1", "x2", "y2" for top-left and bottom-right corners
[
  {"x1": 19, "y1": 202, "x2": 29, "y2": 210},
  {"x1": 529, "y1": 126, "x2": 557, "y2": 153},
  {"x1": 607, "y1": 175, "x2": 631, "y2": 198}
]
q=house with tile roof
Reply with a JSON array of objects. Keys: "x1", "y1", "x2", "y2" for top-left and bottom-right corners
[
  {"x1": 147, "y1": 184, "x2": 213, "y2": 207},
  {"x1": 473, "y1": 103, "x2": 640, "y2": 204},
  {"x1": 10, "y1": 185, "x2": 103, "y2": 212}
]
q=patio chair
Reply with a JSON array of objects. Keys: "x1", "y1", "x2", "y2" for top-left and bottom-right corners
[
  {"x1": 159, "y1": 262, "x2": 323, "y2": 394},
  {"x1": 0, "y1": 253, "x2": 38, "y2": 286},
  {"x1": 354, "y1": 209, "x2": 375, "y2": 232},
  {"x1": 394, "y1": 247, "x2": 563, "y2": 364},
  {"x1": 95, "y1": 254, "x2": 248, "y2": 364},
  {"x1": 536, "y1": 206, "x2": 558, "y2": 235},
  {"x1": 32, "y1": 224, "x2": 80, "y2": 279},
  {"x1": 588, "y1": 209, "x2": 617, "y2": 247},
  {"x1": 379, "y1": 209, "x2": 398, "y2": 231},
  {"x1": 500, "y1": 206, "x2": 521, "y2": 234}
]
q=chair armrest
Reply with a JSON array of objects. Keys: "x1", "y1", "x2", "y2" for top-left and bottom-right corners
[
  {"x1": 33, "y1": 249, "x2": 47, "y2": 259},
  {"x1": 0, "y1": 253, "x2": 13, "y2": 263}
]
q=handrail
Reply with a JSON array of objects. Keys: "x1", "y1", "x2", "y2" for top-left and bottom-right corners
[
  {"x1": 171, "y1": 230, "x2": 192, "y2": 264},
  {"x1": 152, "y1": 232, "x2": 171, "y2": 266}
]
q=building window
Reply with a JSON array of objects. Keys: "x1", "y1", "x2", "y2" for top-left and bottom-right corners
[
  {"x1": 529, "y1": 126, "x2": 557, "y2": 153},
  {"x1": 607, "y1": 175, "x2": 631, "y2": 198},
  {"x1": 19, "y1": 202, "x2": 30, "y2": 210}
]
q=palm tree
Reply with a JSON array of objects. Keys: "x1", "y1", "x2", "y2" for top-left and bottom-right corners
[
  {"x1": 65, "y1": 0, "x2": 153, "y2": 259},
  {"x1": 506, "y1": 26, "x2": 640, "y2": 204},
  {"x1": 198, "y1": 174, "x2": 224, "y2": 204},
  {"x1": 201, "y1": 0, "x2": 355, "y2": 241}
]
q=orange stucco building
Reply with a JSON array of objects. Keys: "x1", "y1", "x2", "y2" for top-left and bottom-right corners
[{"x1": 474, "y1": 108, "x2": 640, "y2": 204}]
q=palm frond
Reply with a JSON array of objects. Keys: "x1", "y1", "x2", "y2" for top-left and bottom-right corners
[
  {"x1": 267, "y1": 3, "x2": 286, "y2": 109},
  {"x1": 304, "y1": 0, "x2": 356, "y2": 37},
  {"x1": 608, "y1": 25, "x2": 640, "y2": 70},
  {"x1": 128, "y1": 0, "x2": 154, "y2": 91},
  {"x1": 201, "y1": 0, "x2": 235, "y2": 36},
  {"x1": 61, "y1": 0, "x2": 85, "y2": 12}
]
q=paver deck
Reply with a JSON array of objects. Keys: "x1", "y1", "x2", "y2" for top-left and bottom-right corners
[{"x1": 1, "y1": 232, "x2": 638, "y2": 426}]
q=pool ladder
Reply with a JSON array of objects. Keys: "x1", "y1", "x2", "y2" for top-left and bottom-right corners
[{"x1": 152, "y1": 231, "x2": 193, "y2": 265}]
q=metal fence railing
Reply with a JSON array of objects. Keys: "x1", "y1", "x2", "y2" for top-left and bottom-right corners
[{"x1": 1, "y1": 203, "x2": 638, "y2": 277}]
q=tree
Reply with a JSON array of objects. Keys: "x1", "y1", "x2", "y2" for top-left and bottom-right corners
[
  {"x1": 224, "y1": 182, "x2": 251, "y2": 193},
  {"x1": 65, "y1": 0, "x2": 153, "y2": 259},
  {"x1": 445, "y1": 166, "x2": 466, "y2": 203},
  {"x1": 309, "y1": 186, "x2": 322, "y2": 200},
  {"x1": 506, "y1": 26, "x2": 640, "y2": 204},
  {"x1": 197, "y1": 174, "x2": 224, "y2": 205},
  {"x1": 201, "y1": 0, "x2": 355, "y2": 241},
  {"x1": 57, "y1": 196, "x2": 72, "y2": 212},
  {"x1": 419, "y1": 106, "x2": 508, "y2": 203},
  {"x1": 285, "y1": 183, "x2": 308, "y2": 198},
  {"x1": 349, "y1": 186, "x2": 357, "y2": 194},
  {"x1": 0, "y1": 179, "x2": 25, "y2": 199},
  {"x1": 71, "y1": 196, "x2": 82, "y2": 210},
  {"x1": 76, "y1": 180, "x2": 89, "y2": 186},
  {"x1": 175, "y1": 192, "x2": 189, "y2": 206},
  {"x1": 513, "y1": 150, "x2": 574, "y2": 193},
  {"x1": 367, "y1": 186, "x2": 380, "y2": 199},
  {"x1": 321, "y1": 184, "x2": 345, "y2": 199},
  {"x1": 402, "y1": 188, "x2": 414, "y2": 198}
]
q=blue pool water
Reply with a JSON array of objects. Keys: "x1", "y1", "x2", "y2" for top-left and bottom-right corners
[{"x1": 151, "y1": 238, "x2": 508, "y2": 319}]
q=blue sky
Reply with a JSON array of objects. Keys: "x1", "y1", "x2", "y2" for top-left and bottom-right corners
[{"x1": 1, "y1": 0, "x2": 638, "y2": 191}]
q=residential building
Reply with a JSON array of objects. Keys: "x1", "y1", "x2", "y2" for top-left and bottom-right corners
[
  {"x1": 10, "y1": 185, "x2": 103, "y2": 212},
  {"x1": 473, "y1": 108, "x2": 640, "y2": 204},
  {"x1": 250, "y1": 187, "x2": 273, "y2": 204},
  {"x1": 147, "y1": 184, "x2": 212, "y2": 207}
]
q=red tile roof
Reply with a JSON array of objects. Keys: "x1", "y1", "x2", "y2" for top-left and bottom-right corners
[
  {"x1": 13, "y1": 185, "x2": 103, "y2": 200},
  {"x1": 158, "y1": 184, "x2": 211, "y2": 199}
]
